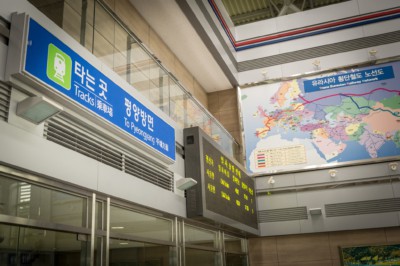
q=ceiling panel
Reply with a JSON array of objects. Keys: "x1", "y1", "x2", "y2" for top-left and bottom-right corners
[{"x1": 221, "y1": 0, "x2": 350, "y2": 25}]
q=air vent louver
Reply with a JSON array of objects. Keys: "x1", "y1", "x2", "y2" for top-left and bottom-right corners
[
  {"x1": 0, "y1": 82, "x2": 11, "y2": 121},
  {"x1": 238, "y1": 31, "x2": 400, "y2": 72},
  {"x1": 258, "y1": 206, "x2": 308, "y2": 223},
  {"x1": 325, "y1": 198, "x2": 400, "y2": 217},
  {"x1": 44, "y1": 114, "x2": 174, "y2": 191}
]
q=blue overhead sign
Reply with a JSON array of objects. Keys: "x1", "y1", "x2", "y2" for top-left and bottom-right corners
[
  {"x1": 24, "y1": 18, "x2": 175, "y2": 161},
  {"x1": 304, "y1": 66, "x2": 395, "y2": 93}
]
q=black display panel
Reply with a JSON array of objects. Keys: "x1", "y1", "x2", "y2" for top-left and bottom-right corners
[{"x1": 184, "y1": 127, "x2": 258, "y2": 234}]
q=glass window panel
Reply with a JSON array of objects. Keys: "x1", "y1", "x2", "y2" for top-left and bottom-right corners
[
  {"x1": 0, "y1": 224, "x2": 88, "y2": 266},
  {"x1": 202, "y1": 113, "x2": 212, "y2": 136},
  {"x1": 0, "y1": 176, "x2": 86, "y2": 227},
  {"x1": 224, "y1": 235, "x2": 244, "y2": 253},
  {"x1": 83, "y1": 0, "x2": 95, "y2": 52},
  {"x1": 84, "y1": 21, "x2": 94, "y2": 53},
  {"x1": 185, "y1": 248, "x2": 219, "y2": 266},
  {"x1": 0, "y1": 224, "x2": 17, "y2": 265},
  {"x1": 18, "y1": 227, "x2": 88, "y2": 266},
  {"x1": 210, "y1": 120, "x2": 223, "y2": 146},
  {"x1": 128, "y1": 42, "x2": 151, "y2": 97},
  {"x1": 184, "y1": 225, "x2": 217, "y2": 248},
  {"x1": 149, "y1": 64, "x2": 170, "y2": 113},
  {"x1": 86, "y1": 0, "x2": 95, "y2": 27},
  {"x1": 130, "y1": 43, "x2": 151, "y2": 77},
  {"x1": 62, "y1": 2, "x2": 83, "y2": 44},
  {"x1": 129, "y1": 64, "x2": 151, "y2": 98},
  {"x1": 65, "y1": 0, "x2": 83, "y2": 14},
  {"x1": 219, "y1": 131, "x2": 234, "y2": 158},
  {"x1": 110, "y1": 206, "x2": 173, "y2": 242},
  {"x1": 196, "y1": 110, "x2": 212, "y2": 136},
  {"x1": 48, "y1": 189, "x2": 86, "y2": 227},
  {"x1": 113, "y1": 22, "x2": 130, "y2": 82},
  {"x1": 94, "y1": 1, "x2": 115, "y2": 45},
  {"x1": 169, "y1": 80, "x2": 186, "y2": 128},
  {"x1": 109, "y1": 238, "x2": 172, "y2": 266},
  {"x1": 225, "y1": 253, "x2": 248, "y2": 266},
  {"x1": 93, "y1": 3, "x2": 115, "y2": 68},
  {"x1": 185, "y1": 99, "x2": 204, "y2": 128},
  {"x1": 93, "y1": 29, "x2": 114, "y2": 68},
  {"x1": 95, "y1": 236, "x2": 104, "y2": 266},
  {"x1": 113, "y1": 48, "x2": 129, "y2": 80},
  {"x1": 114, "y1": 22, "x2": 129, "y2": 57},
  {"x1": 96, "y1": 201, "x2": 103, "y2": 230}
]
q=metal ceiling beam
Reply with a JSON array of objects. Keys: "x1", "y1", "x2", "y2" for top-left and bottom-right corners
[
  {"x1": 222, "y1": 0, "x2": 349, "y2": 25},
  {"x1": 230, "y1": 7, "x2": 272, "y2": 23},
  {"x1": 278, "y1": 0, "x2": 301, "y2": 16}
]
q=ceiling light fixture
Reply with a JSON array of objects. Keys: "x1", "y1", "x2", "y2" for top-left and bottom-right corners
[
  {"x1": 329, "y1": 169, "x2": 338, "y2": 178},
  {"x1": 369, "y1": 48, "x2": 378, "y2": 60},
  {"x1": 312, "y1": 59, "x2": 321, "y2": 70},
  {"x1": 389, "y1": 162, "x2": 398, "y2": 171},
  {"x1": 309, "y1": 208, "x2": 322, "y2": 215},
  {"x1": 17, "y1": 96, "x2": 63, "y2": 124},
  {"x1": 176, "y1": 177, "x2": 197, "y2": 190},
  {"x1": 111, "y1": 226, "x2": 125, "y2": 230}
]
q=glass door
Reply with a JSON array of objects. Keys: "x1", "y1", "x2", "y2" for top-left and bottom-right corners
[{"x1": 0, "y1": 224, "x2": 88, "y2": 266}]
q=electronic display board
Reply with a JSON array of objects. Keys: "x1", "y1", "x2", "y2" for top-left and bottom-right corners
[{"x1": 184, "y1": 127, "x2": 258, "y2": 235}]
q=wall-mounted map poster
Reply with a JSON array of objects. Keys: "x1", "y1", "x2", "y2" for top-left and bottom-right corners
[{"x1": 241, "y1": 62, "x2": 400, "y2": 174}]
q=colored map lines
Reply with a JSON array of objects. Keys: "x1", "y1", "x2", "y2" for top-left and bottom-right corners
[
  {"x1": 255, "y1": 87, "x2": 400, "y2": 137},
  {"x1": 341, "y1": 94, "x2": 400, "y2": 117},
  {"x1": 299, "y1": 87, "x2": 400, "y2": 106}
]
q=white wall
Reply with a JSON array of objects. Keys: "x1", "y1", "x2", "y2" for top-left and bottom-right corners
[{"x1": 256, "y1": 161, "x2": 400, "y2": 236}]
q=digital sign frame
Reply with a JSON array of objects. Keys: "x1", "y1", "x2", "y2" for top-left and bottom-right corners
[
  {"x1": 184, "y1": 127, "x2": 259, "y2": 235},
  {"x1": 6, "y1": 14, "x2": 175, "y2": 163}
]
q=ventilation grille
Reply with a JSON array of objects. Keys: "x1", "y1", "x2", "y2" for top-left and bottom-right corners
[
  {"x1": 124, "y1": 155, "x2": 173, "y2": 189},
  {"x1": 325, "y1": 198, "x2": 400, "y2": 218},
  {"x1": 44, "y1": 113, "x2": 174, "y2": 191},
  {"x1": 238, "y1": 30, "x2": 400, "y2": 72},
  {"x1": 258, "y1": 206, "x2": 308, "y2": 223},
  {"x1": 0, "y1": 82, "x2": 11, "y2": 121}
]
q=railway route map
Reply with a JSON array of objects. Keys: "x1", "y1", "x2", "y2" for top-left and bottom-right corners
[{"x1": 241, "y1": 62, "x2": 400, "y2": 174}]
